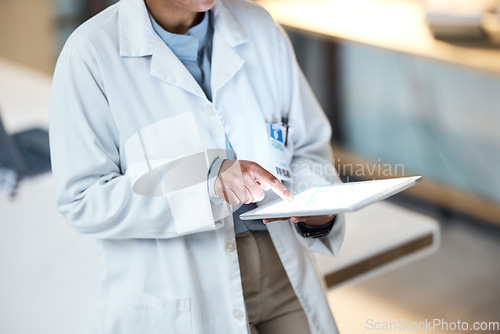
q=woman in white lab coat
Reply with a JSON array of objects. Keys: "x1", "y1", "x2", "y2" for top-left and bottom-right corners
[{"x1": 49, "y1": 0, "x2": 345, "y2": 333}]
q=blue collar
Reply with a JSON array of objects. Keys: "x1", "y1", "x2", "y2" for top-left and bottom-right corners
[{"x1": 149, "y1": 11, "x2": 210, "y2": 61}]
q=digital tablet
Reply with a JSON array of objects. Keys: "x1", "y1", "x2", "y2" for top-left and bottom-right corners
[{"x1": 239, "y1": 176, "x2": 422, "y2": 220}]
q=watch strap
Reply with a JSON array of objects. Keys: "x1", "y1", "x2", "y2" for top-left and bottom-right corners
[{"x1": 294, "y1": 218, "x2": 335, "y2": 238}]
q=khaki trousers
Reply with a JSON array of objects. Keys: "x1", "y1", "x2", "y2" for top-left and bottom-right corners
[{"x1": 236, "y1": 230, "x2": 311, "y2": 334}]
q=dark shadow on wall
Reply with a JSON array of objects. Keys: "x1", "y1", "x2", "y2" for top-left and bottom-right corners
[{"x1": 286, "y1": 28, "x2": 345, "y2": 144}]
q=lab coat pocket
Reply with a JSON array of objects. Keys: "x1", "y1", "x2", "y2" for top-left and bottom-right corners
[{"x1": 105, "y1": 286, "x2": 191, "y2": 334}]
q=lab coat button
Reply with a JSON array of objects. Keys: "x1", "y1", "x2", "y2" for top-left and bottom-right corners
[
  {"x1": 233, "y1": 308, "x2": 244, "y2": 320},
  {"x1": 225, "y1": 240, "x2": 236, "y2": 252}
]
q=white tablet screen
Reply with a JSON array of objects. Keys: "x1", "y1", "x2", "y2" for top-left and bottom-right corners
[{"x1": 241, "y1": 177, "x2": 421, "y2": 219}]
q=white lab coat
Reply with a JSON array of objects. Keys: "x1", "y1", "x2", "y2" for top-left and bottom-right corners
[{"x1": 49, "y1": 0, "x2": 345, "y2": 333}]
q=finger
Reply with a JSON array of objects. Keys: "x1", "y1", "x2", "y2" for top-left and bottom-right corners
[
  {"x1": 254, "y1": 170, "x2": 294, "y2": 202},
  {"x1": 215, "y1": 185, "x2": 223, "y2": 200},
  {"x1": 214, "y1": 175, "x2": 225, "y2": 199},
  {"x1": 230, "y1": 185, "x2": 250, "y2": 205},
  {"x1": 225, "y1": 189, "x2": 240, "y2": 206},
  {"x1": 289, "y1": 216, "x2": 318, "y2": 223},
  {"x1": 256, "y1": 180, "x2": 270, "y2": 191},
  {"x1": 242, "y1": 187, "x2": 253, "y2": 204},
  {"x1": 291, "y1": 216, "x2": 318, "y2": 223},
  {"x1": 245, "y1": 182, "x2": 265, "y2": 202}
]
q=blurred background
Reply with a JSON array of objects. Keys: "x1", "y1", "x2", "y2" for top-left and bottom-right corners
[{"x1": 0, "y1": 0, "x2": 499, "y2": 333}]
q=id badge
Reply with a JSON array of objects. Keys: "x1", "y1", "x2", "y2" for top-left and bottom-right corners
[{"x1": 269, "y1": 123, "x2": 293, "y2": 182}]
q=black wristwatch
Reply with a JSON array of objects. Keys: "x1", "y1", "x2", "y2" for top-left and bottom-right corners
[{"x1": 294, "y1": 217, "x2": 336, "y2": 239}]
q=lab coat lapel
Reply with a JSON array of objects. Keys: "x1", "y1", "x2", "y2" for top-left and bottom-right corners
[
  {"x1": 119, "y1": 0, "x2": 206, "y2": 99},
  {"x1": 119, "y1": 0, "x2": 154, "y2": 57},
  {"x1": 150, "y1": 37, "x2": 206, "y2": 99},
  {"x1": 211, "y1": 0, "x2": 249, "y2": 98}
]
